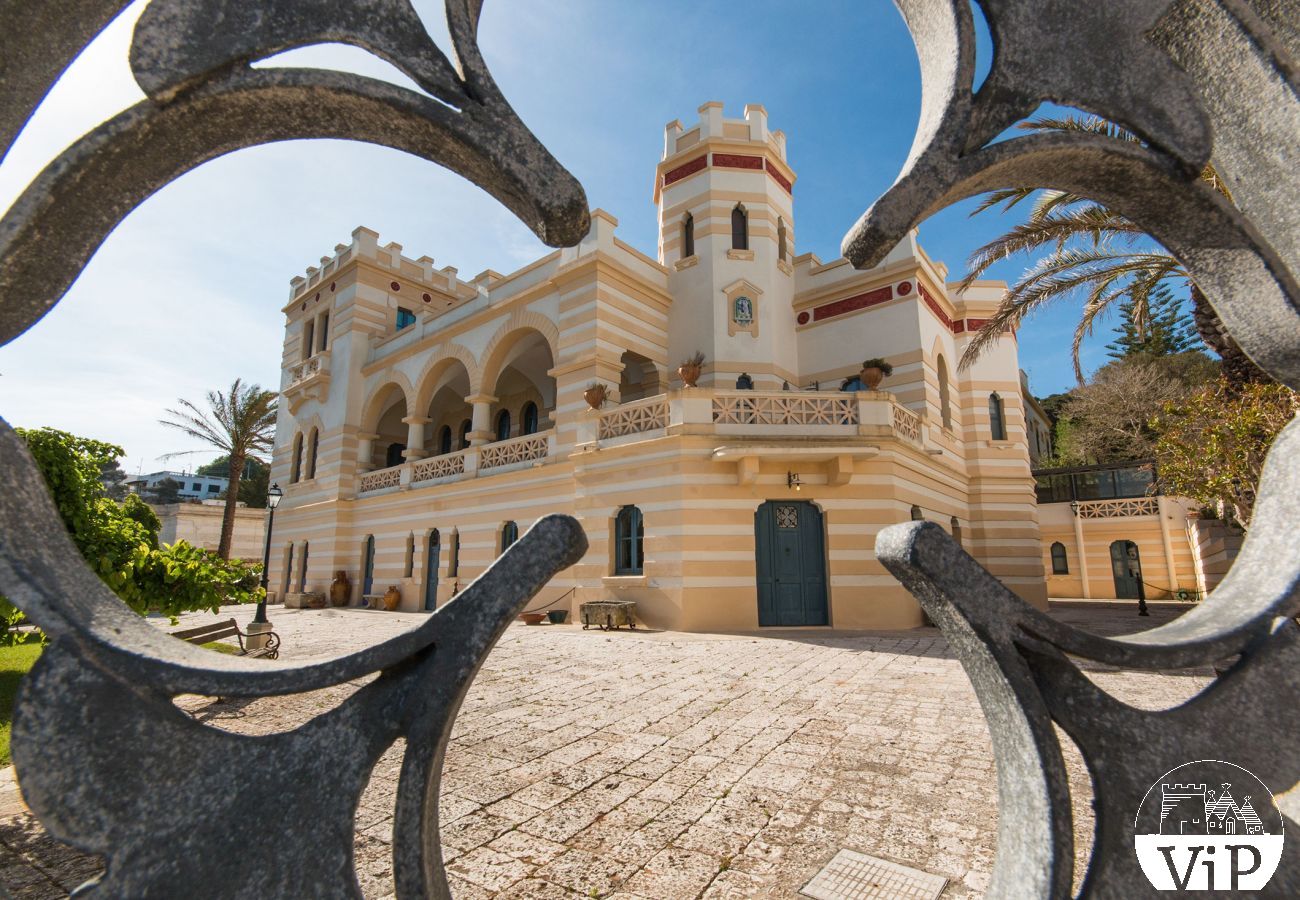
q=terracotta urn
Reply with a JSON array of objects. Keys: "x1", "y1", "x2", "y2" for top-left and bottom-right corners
[
  {"x1": 383, "y1": 585, "x2": 401, "y2": 611},
  {"x1": 329, "y1": 570, "x2": 351, "y2": 607},
  {"x1": 583, "y1": 384, "x2": 607, "y2": 409},
  {"x1": 861, "y1": 366, "x2": 885, "y2": 390},
  {"x1": 678, "y1": 363, "x2": 702, "y2": 388},
  {"x1": 521, "y1": 612, "x2": 546, "y2": 625}
]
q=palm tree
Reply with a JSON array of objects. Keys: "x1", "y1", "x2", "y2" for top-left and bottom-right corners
[
  {"x1": 957, "y1": 115, "x2": 1268, "y2": 386},
  {"x1": 160, "y1": 379, "x2": 278, "y2": 559}
]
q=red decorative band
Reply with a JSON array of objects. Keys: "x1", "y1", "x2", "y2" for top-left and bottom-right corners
[
  {"x1": 663, "y1": 155, "x2": 707, "y2": 187},
  {"x1": 766, "y1": 163, "x2": 792, "y2": 194},
  {"x1": 812, "y1": 285, "x2": 893, "y2": 322},
  {"x1": 953, "y1": 319, "x2": 967, "y2": 333},
  {"x1": 919, "y1": 284, "x2": 953, "y2": 330},
  {"x1": 712, "y1": 153, "x2": 764, "y2": 170}
]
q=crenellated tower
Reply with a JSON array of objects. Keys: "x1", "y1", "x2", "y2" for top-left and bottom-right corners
[{"x1": 655, "y1": 102, "x2": 798, "y2": 388}]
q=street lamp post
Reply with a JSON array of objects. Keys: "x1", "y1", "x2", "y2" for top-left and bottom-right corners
[{"x1": 252, "y1": 482, "x2": 283, "y2": 626}]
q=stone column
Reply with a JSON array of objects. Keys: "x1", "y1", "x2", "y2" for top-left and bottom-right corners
[
  {"x1": 1072, "y1": 508, "x2": 1091, "y2": 599},
  {"x1": 465, "y1": 394, "x2": 497, "y2": 445},
  {"x1": 402, "y1": 415, "x2": 431, "y2": 460},
  {"x1": 356, "y1": 432, "x2": 379, "y2": 473}
]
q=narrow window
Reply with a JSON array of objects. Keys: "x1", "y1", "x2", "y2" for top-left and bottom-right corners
[
  {"x1": 495, "y1": 409, "x2": 511, "y2": 442},
  {"x1": 385, "y1": 442, "x2": 405, "y2": 468},
  {"x1": 989, "y1": 393, "x2": 1006, "y2": 441},
  {"x1": 448, "y1": 530, "x2": 460, "y2": 577},
  {"x1": 317, "y1": 312, "x2": 329, "y2": 352},
  {"x1": 438, "y1": 425, "x2": 452, "y2": 455},
  {"x1": 298, "y1": 541, "x2": 309, "y2": 591},
  {"x1": 302, "y1": 320, "x2": 314, "y2": 361},
  {"x1": 777, "y1": 217, "x2": 787, "y2": 261},
  {"x1": 459, "y1": 419, "x2": 472, "y2": 449},
  {"x1": 282, "y1": 543, "x2": 294, "y2": 594},
  {"x1": 500, "y1": 521, "x2": 519, "y2": 554},
  {"x1": 290, "y1": 433, "x2": 303, "y2": 483},
  {"x1": 307, "y1": 428, "x2": 319, "y2": 479},
  {"x1": 682, "y1": 213, "x2": 695, "y2": 258},
  {"x1": 521, "y1": 402, "x2": 539, "y2": 435},
  {"x1": 937, "y1": 355, "x2": 953, "y2": 429},
  {"x1": 950, "y1": 517, "x2": 963, "y2": 546},
  {"x1": 1051, "y1": 542, "x2": 1069, "y2": 575},
  {"x1": 404, "y1": 532, "x2": 415, "y2": 578},
  {"x1": 731, "y1": 204, "x2": 748, "y2": 250},
  {"x1": 614, "y1": 505, "x2": 644, "y2": 575},
  {"x1": 396, "y1": 307, "x2": 417, "y2": 330}
]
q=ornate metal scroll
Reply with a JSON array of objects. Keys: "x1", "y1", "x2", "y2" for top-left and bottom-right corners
[
  {"x1": 0, "y1": 1, "x2": 589, "y2": 896},
  {"x1": 864, "y1": 1, "x2": 1300, "y2": 896}
]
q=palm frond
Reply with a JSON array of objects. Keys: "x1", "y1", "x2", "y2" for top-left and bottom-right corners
[{"x1": 1015, "y1": 115, "x2": 1140, "y2": 143}]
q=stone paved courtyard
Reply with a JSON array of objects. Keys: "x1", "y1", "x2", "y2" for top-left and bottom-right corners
[{"x1": 0, "y1": 601, "x2": 1208, "y2": 898}]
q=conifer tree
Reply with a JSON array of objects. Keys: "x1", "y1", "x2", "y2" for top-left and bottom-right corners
[{"x1": 1105, "y1": 287, "x2": 1197, "y2": 360}]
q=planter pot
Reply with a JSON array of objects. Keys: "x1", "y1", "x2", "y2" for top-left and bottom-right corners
[
  {"x1": 678, "y1": 363, "x2": 702, "y2": 388},
  {"x1": 329, "y1": 571, "x2": 351, "y2": 607},
  {"x1": 383, "y1": 585, "x2": 401, "y2": 611},
  {"x1": 861, "y1": 366, "x2": 885, "y2": 390},
  {"x1": 547, "y1": 609, "x2": 570, "y2": 625},
  {"x1": 583, "y1": 384, "x2": 607, "y2": 409},
  {"x1": 520, "y1": 612, "x2": 546, "y2": 625}
]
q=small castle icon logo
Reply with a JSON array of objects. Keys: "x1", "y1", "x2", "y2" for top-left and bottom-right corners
[{"x1": 1135, "y1": 761, "x2": 1284, "y2": 891}]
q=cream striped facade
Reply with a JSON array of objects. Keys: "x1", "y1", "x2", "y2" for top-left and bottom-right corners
[{"x1": 267, "y1": 102, "x2": 1048, "y2": 630}]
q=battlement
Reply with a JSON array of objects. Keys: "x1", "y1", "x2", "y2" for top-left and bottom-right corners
[
  {"x1": 1164, "y1": 783, "x2": 1208, "y2": 795},
  {"x1": 287, "y1": 226, "x2": 479, "y2": 305},
  {"x1": 663, "y1": 101, "x2": 787, "y2": 162}
]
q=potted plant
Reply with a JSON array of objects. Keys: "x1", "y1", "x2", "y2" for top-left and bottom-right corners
[
  {"x1": 383, "y1": 585, "x2": 401, "y2": 611},
  {"x1": 678, "y1": 351, "x2": 705, "y2": 388},
  {"x1": 583, "y1": 382, "x2": 607, "y2": 409},
  {"x1": 860, "y1": 357, "x2": 894, "y2": 390}
]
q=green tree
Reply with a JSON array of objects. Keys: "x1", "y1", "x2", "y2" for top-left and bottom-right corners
[
  {"x1": 959, "y1": 115, "x2": 1268, "y2": 386},
  {"x1": 99, "y1": 458, "x2": 129, "y2": 501},
  {"x1": 1105, "y1": 287, "x2": 1197, "y2": 360},
  {"x1": 160, "y1": 379, "x2": 277, "y2": 559},
  {"x1": 143, "y1": 476, "x2": 183, "y2": 505},
  {"x1": 1153, "y1": 381, "x2": 1298, "y2": 527},
  {"x1": 198, "y1": 455, "x2": 269, "y2": 508}
]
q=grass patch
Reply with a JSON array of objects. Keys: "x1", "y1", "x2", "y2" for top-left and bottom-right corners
[
  {"x1": 200, "y1": 641, "x2": 240, "y2": 655},
  {"x1": 0, "y1": 644, "x2": 43, "y2": 766}
]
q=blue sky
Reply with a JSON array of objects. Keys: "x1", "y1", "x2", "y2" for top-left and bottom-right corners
[{"x1": 0, "y1": 1, "x2": 1112, "y2": 471}]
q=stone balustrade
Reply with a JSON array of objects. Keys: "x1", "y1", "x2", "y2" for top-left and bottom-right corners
[{"x1": 357, "y1": 430, "x2": 553, "y2": 496}]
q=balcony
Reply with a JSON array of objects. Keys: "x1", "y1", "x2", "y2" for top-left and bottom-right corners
[
  {"x1": 357, "y1": 430, "x2": 555, "y2": 496},
  {"x1": 283, "y1": 352, "x2": 330, "y2": 412}
]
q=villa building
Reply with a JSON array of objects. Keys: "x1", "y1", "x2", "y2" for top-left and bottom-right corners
[{"x1": 265, "y1": 103, "x2": 1048, "y2": 630}]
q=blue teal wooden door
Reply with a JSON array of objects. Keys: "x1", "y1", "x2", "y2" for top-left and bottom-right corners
[
  {"x1": 424, "y1": 531, "x2": 440, "y2": 610},
  {"x1": 755, "y1": 501, "x2": 828, "y2": 626},
  {"x1": 1110, "y1": 539, "x2": 1142, "y2": 599},
  {"x1": 362, "y1": 535, "x2": 375, "y2": 597}
]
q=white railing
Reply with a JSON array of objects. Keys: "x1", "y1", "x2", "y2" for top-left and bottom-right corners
[
  {"x1": 599, "y1": 397, "x2": 670, "y2": 439},
  {"x1": 358, "y1": 464, "x2": 402, "y2": 493},
  {"x1": 411, "y1": 451, "x2": 465, "y2": 483},
  {"x1": 288, "y1": 352, "x2": 328, "y2": 386},
  {"x1": 1075, "y1": 497, "x2": 1159, "y2": 518},
  {"x1": 891, "y1": 403, "x2": 922, "y2": 443},
  {"x1": 711, "y1": 392, "x2": 858, "y2": 426},
  {"x1": 479, "y1": 432, "x2": 549, "y2": 470}
]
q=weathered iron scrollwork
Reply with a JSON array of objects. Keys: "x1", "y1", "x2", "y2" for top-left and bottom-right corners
[{"x1": 865, "y1": 1, "x2": 1300, "y2": 897}]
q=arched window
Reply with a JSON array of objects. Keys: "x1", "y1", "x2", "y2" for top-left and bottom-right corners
[
  {"x1": 447, "y1": 529, "x2": 460, "y2": 577},
  {"x1": 459, "y1": 419, "x2": 472, "y2": 449},
  {"x1": 385, "y1": 442, "x2": 406, "y2": 468},
  {"x1": 362, "y1": 535, "x2": 375, "y2": 595},
  {"x1": 404, "y1": 532, "x2": 414, "y2": 578},
  {"x1": 438, "y1": 425, "x2": 452, "y2": 455},
  {"x1": 290, "y1": 433, "x2": 304, "y2": 483},
  {"x1": 521, "y1": 401, "x2": 539, "y2": 435},
  {"x1": 777, "y1": 217, "x2": 787, "y2": 261},
  {"x1": 495, "y1": 409, "x2": 511, "y2": 442},
  {"x1": 307, "y1": 428, "x2": 319, "y2": 479},
  {"x1": 731, "y1": 204, "x2": 748, "y2": 250},
  {"x1": 500, "y1": 520, "x2": 519, "y2": 554},
  {"x1": 615, "y1": 505, "x2": 644, "y2": 575},
  {"x1": 682, "y1": 213, "x2": 695, "y2": 258},
  {"x1": 950, "y1": 517, "x2": 963, "y2": 546},
  {"x1": 302, "y1": 320, "x2": 314, "y2": 361},
  {"x1": 736, "y1": 373, "x2": 754, "y2": 390},
  {"x1": 282, "y1": 543, "x2": 294, "y2": 594},
  {"x1": 1051, "y1": 542, "x2": 1069, "y2": 574},
  {"x1": 298, "y1": 541, "x2": 309, "y2": 591},
  {"x1": 988, "y1": 393, "x2": 1006, "y2": 441},
  {"x1": 937, "y1": 356, "x2": 953, "y2": 430}
]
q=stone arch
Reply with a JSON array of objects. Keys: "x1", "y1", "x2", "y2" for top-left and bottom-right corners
[
  {"x1": 360, "y1": 374, "x2": 415, "y2": 434},
  {"x1": 413, "y1": 344, "x2": 481, "y2": 411},
  {"x1": 477, "y1": 312, "x2": 561, "y2": 396}
]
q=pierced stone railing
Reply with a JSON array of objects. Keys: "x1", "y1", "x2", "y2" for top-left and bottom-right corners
[
  {"x1": 479, "y1": 432, "x2": 550, "y2": 470},
  {"x1": 598, "y1": 396, "x2": 669, "y2": 439},
  {"x1": 1074, "y1": 497, "x2": 1159, "y2": 518},
  {"x1": 410, "y1": 451, "x2": 466, "y2": 484},
  {"x1": 358, "y1": 464, "x2": 402, "y2": 494},
  {"x1": 283, "y1": 352, "x2": 331, "y2": 412},
  {"x1": 711, "y1": 391, "x2": 858, "y2": 426},
  {"x1": 890, "y1": 403, "x2": 922, "y2": 444},
  {"x1": 288, "y1": 353, "x2": 327, "y2": 386}
]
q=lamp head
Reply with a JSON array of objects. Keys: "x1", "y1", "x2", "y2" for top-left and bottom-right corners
[{"x1": 267, "y1": 483, "x2": 284, "y2": 509}]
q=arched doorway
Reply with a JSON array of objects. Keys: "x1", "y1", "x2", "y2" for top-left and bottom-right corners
[
  {"x1": 362, "y1": 535, "x2": 376, "y2": 598},
  {"x1": 1110, "y1": 540, "x2": 1143, "y2": 599},
  {"x1": 483, "y1": 328, "x2": 556, "y2": 439},
  {"x1": 424, "y1": 529, "x2": 440, "y2": 611},
  {"x1": 755, "y1": 501, "x2": 828, "y2": 626},
  {"x1": 618, "y1": 350, "x2": 661, "y2": 403}
]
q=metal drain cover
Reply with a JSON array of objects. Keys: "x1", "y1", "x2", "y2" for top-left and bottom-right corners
[{"x1": 800, "y1": 849, "x2": 948, "y2": 900}]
